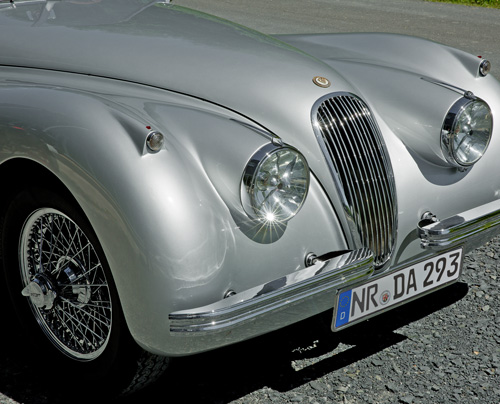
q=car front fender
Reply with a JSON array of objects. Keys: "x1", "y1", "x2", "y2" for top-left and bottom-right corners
[{"x1": 0, "y1": 71, "x2": 348, "y2": 355}]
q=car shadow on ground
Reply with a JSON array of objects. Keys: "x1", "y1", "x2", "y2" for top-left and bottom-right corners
[{"x1": 0, "y1": 281, "x2": 469, "y2": 404}]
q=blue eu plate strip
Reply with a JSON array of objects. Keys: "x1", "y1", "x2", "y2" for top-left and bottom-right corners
[{"x1": 335, "y1": 290, "x2": 352, "y2": 327}]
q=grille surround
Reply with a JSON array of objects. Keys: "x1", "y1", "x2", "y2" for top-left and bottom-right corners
[{"x1": 311, "y1": 92, "x2": 397, "y2": 268}]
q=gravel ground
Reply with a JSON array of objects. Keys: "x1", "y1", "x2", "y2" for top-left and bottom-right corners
[{"x1": 1, "y1": 239, "x2": 499, "y2": 403}]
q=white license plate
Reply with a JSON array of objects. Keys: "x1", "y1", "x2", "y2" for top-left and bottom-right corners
[{"x1": 333, "y1": 248, "x2": 462, "y2": 330}]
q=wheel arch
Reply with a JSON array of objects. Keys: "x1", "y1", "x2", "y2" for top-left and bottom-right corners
[{"x1": 0, "y1": 158, "x2": 79, "y2": 258}]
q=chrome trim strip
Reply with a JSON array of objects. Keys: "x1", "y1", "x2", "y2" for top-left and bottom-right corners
[
  {"x1": 420, "y1": 76, "x2": 468, "y2": 96},
  {"x1": 418, "y1": 199, "x2": 500, "y2": 250},
  {"x1": 169, "y1": 249, "x2": 374, "y2": 336},
  {"x1": 231, "y1": 119, "x2": 279, "y2": 143}
]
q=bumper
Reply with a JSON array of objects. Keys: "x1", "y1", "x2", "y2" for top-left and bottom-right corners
[
  {"x1": 167, "y1": 199, "x2": 500, "y2": 355},
  {"x1": 169, "y1": 248, "x2": 373, "y2": 353},
  {"x1": 418, "y1": 199, "x2": 500, "y2": 251}
]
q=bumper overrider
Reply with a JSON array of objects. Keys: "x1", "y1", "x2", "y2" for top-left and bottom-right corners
[
  {"x1": 168, "y1": 199, "x2": 500, "y2": 354},
  {"x1": 418, "y1": 199, "x2": 500, "y2": 251}
]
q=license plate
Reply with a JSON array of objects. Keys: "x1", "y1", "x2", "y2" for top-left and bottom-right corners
[{"x1": 333, "y1": 248, "x2": 462, "y2": 330}]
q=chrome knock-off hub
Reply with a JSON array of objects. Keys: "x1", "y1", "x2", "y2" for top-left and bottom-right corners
[{"x1": 21, "y1": 274, "x2": 57, "y2": 310}]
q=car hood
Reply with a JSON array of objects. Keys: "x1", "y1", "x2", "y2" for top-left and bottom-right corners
[{"x1": 0, "y1": 1, "x2": 352, "y2": 144}]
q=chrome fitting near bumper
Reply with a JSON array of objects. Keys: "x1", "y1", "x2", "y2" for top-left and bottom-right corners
[
  {"x1": 169, "y1": 249, "x2": 373, "y2": 353},
  {"x1": 418, "y1": 199, "x2": 500, "y2": 251}
]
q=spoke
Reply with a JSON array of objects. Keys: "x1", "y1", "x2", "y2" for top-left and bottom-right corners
[
  {"x1": 82, "y1": 301, "x2": 112, "y2": 307},
  {"x1": 49, "y1": 216, "x2": 70, "y2": 256},
  {"x1": 58, "y1": 296, "x2": 111, "y2": 328},
  {"x1": 48, "y1": 220, "x2": 79, "y2": 272},
  {"x1": 56, "y1": 303, "x2": 106, "y2": 343},
  {"x1": 59, "y1": 283, "x2": 108, "y2": 289},
  {"x1": 86, "y1": 307, "x2": 112, "y2": 332},
  {"x1": 38, "y1": 219, "x2": 45, "y2": 273},
  {"x1": 52, "y1": 307, "x2": 88, "y2": 349},
  {"x1": 41, "y1": 215, "x2": 60, "y2": 273},
  {"x1": 28, "y1": 247, "x2": 39, "y2": 280},
  {"x1": 57, "y1": 297, "x2": 111, "y2": 335},
  {"x1": 62, "y1": 297, "x2": 110, "y2": 348},
  {"x1": 66, "y1": 232, "x2": 85, "y2": 266},
  {"x1": 46, "y1": 214, "x2": 57, "y2": 271},
  {"x1": 67, "y1": 262, "x2": 102, "y2": 285}
]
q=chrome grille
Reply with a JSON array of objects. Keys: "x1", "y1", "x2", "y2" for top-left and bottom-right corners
[{"x1": 312, "y1": 93, "x2": 397, "y2": 268}]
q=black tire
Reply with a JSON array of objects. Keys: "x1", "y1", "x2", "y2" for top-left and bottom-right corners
[{"x1": 1, "y1": 187, "x2": 169, "y2": 399}]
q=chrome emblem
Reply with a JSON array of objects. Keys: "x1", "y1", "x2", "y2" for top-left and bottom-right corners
[{"x1": 313, "y1": 76, "x2": 331, "y2": 88}]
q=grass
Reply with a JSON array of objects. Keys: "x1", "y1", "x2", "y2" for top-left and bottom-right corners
[{"x1": 428, "y1": 0, "x2": 500, "y2": 8}]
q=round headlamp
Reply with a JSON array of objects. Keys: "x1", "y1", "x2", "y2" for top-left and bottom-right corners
[
  {"x1": 441, "y1": 97, "x2": 492, "y2": 168},
  {"x1": 241, "y1": 144, "x2": 310, "y2": 223}
]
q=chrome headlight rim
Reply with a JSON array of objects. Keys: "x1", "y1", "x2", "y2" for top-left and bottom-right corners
[
  {"x1": 240, "y1": 143, "x2": 310, "y2": 223},
  {"x1": 441, "y1": 96, "x2": 493, "y2": 168}
]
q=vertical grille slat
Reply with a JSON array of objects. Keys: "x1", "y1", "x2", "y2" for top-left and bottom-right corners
[
  {"x1": 312, "y1": 93, "x2": 397, "y2": 268},
  {"x1": 343, "y1": 96, "x2": 388, "y2": 256},
  {"x1": 357, "y1": 96, "x2": 397, "y2": 258},
  {"x1": 333, "y1": 98, "x2": 377, "y2": 251}
]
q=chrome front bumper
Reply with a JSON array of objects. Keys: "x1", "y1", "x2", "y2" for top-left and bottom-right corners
[
  {"x1": 418, "y1": 199, "x2": 500, "y2": 251},
  {"x1": 169, "y1": 249, "x2": 374, "y2": 353},
  {"x1": 168, "y1": 199, "x2": 500, "y2": 355}
]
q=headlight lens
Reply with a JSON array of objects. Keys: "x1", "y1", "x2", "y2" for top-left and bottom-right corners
[
  {"x1": 241, "y1": 144, "x2": 310, "y2": 223},
  {"x1": 441, "y1": 97, "x2": 493, "y2": 168}
]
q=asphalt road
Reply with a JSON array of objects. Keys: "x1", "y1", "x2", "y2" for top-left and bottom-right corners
[{"x1": 1, "y1": 1, "x2": 499, "y2": 404}]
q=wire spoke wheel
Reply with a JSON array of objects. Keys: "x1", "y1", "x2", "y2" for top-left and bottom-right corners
[
  {"x1": 19, "y1": 208, "x2": 112, "y2": 361},
  {"x1": 3, "y1": 188, "x2": 169, "y2": 396}
]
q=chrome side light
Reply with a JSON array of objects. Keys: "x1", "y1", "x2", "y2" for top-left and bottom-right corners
[
  {"x1": 441, "y1": 96, "x2": 493, "y2": 168},
  {"x1": 479, "y1": 59, "x2": 491, "y2": 77},
  {"x1": 146, "y1": 131, "x2": 164, "y2": 153},
  {"x1": 241, "y1": 144, "x2": 310, "y2": 223}
]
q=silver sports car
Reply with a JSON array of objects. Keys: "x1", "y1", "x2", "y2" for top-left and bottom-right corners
[{"x1": 1, "y1": 0, "x2": 499, "y2": 397}]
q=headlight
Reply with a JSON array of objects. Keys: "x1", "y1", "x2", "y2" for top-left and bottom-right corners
[
  {"x1": 241, "y1": 144, "x2": 310, "y2": 223},
  {"x1": 441, "y1": 96, "x2": 493, "y2": 168}
]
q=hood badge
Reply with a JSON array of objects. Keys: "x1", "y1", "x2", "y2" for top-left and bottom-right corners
[{"x1": 313, "y1": 76, "x2": 331, "y2": 88}]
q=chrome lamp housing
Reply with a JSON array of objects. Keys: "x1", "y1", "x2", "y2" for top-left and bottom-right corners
[
  {"x1": 241, "y1": 144, "x2": 310, "y2": 223},
  {"x1": 441, "y1": 96, "x2": 493, "y2": 169},
  {"x1": 479, "y1": 59, "x2": 491, "y2": 77}
]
